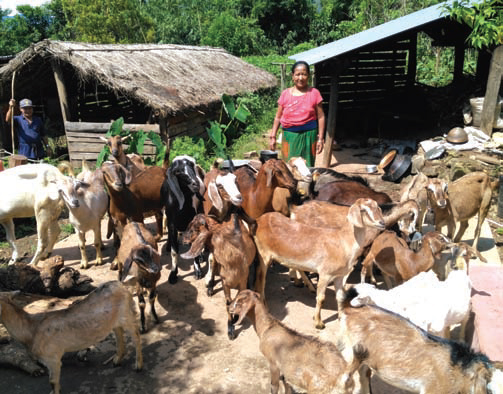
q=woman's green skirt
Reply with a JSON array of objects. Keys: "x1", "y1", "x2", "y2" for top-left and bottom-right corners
[{"x1": 281, "y1": 128, "x2": 317, "y2": 167}]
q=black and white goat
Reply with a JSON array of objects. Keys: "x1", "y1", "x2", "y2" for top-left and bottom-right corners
[{"x1": 161, "y1": 155, "x2": 205, "y2": 284}]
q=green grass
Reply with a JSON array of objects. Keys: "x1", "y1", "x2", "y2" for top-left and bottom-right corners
[{"x1": 61, "y1": 223, "x2": 75, "y2": 237}]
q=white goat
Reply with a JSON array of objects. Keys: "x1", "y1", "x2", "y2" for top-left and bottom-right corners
[
  {"x1": 352, "y1": 266, "x2": 472, "y2": 339},
  {"x1": 56, "y1": 162, "x2": 109, "y2": 269},
  {"x1": 0, "y1": 281, "x2": 143, "y2": 394},
  {"x1": 0, "y1": 163, "x2": 68, "y2": 266}
]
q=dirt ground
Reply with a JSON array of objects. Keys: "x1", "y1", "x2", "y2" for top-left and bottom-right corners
[{"x1": 0, "y1": 149, "x2": 501, "y2": 394}]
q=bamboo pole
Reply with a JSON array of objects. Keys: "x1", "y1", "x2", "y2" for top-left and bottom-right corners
[{"x1": 10, "y1": 71, "x2": 16, "y2": 153}]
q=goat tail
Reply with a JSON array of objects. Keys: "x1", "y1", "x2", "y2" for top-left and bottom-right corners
[
  {"x1": 57, "y1": 161, "x2": 75, "y2": 177},
  {"x1": 337, "y1": 287, "x2": 359, "y2": 313}
]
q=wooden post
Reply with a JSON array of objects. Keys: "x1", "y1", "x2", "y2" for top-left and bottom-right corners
[
  {"x1": 453, "y1": 42, "x2": 465, "y2": 83},
  {"x1": 10, "y1": 70, "x2": 16, "y2": 154},
  {"x1": 159, "y1": 115, "x2": 170, "y2": 161},
  {"x1": 280, "y1": 63, "x2": 286, "y2": 91},
  {"x1": 51, "y1": 60, "x2": 71, "y2": 123},
  {"x1": 321, "y1": 66, "x2": 340, "y2": 168},
  {"x1": 480, "y1": 45, "x2": 503, "y2": 136},
  {"x1": 407, "y1": 34, "x2": 417, "y2": 86}
]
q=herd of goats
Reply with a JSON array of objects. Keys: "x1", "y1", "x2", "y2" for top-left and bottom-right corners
[{"x1": 0, "y1": 134, "x2": 502, "y2": 394}]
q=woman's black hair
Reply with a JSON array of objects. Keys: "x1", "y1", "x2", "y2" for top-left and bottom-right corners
[{"x1": 291, "y1": 61, "x2": 310, "y2": 74}]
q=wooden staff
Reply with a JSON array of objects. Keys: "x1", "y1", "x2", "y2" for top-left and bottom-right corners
[{"x1": 10, "y1": 70, "x2": 16, "y2": 153}]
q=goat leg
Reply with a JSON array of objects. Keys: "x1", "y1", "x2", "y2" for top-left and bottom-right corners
[
  {"x1": 193, "y1": 254, "x2": 204, "y2": 280},
  {"x1": 314, "y1": 275, "x2": 332, "y2": 330},
  {"x1": 94, "y1": 226, "x2": 103, "y2": 266},
  {"x1": 149, "y1": 288, "x2": 159, "y2": 324},
  {"x1": 137, "y1": 291, "x2": 147, "y2": 333},
  {"x1": 78, "y1": 231, "x2": 89, "y2": 269},
  {"x1": 205, "y1": 253, "x2": 216, "y2": 296},
  {"x1": 2, "y1": 219, "x2": 18, "y2": 264}
]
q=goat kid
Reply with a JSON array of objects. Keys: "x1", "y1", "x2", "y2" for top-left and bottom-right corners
[
  {"x1": 118, "y1": 221, "x2": 161, "y2": 333},
  {"x1": 0, "y1": 281, "x2": 143, "y2": 394},
  {"x1": 56, "y1": 161, "x2": 109, "y2": 269},
  {"x1": 182, "y1": 213, "x2": 256, "y2": 339},
  {"x1": 337, "y1": 287, "x2": 503, "y2": 394},
  {"x1": 229, "y1": 290, "x2": 368, "y2": 394},
  {"x1": 360, "y1": 230, "x2": 450, "y2": 288},
  {"x1": 255, "y1": 198, "x2": 385, "y2": 329},
  {"x1": 100, "y1": 135, "x2": 146, "y2": 176},
  {"x1": 427, "y1": 172, "x2": 498, "y2": 251},
  {"x1": 161, "y1": 155, "x2": 205, "y2": 284},
  {"x1": 234, "y1": 158, "x2": 296, "y2": 219},
  {"x1": 315, "y1": 179, "x2": 392, "y2": 206}
]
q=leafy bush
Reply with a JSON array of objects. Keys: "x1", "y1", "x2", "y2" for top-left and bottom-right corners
[{"x1": 170, "y1": 136, "x2": 214, "y2": 171}]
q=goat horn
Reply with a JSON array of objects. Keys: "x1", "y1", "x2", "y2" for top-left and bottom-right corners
[{"x1": 227, "y1": 155, "x2": 236, "y2": 173}]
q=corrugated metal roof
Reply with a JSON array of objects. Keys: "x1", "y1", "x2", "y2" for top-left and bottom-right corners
[{"x1": 290, "y1": 0, "x2": 471, "y2": 65}]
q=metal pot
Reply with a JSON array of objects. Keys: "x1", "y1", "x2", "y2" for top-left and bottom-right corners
[
  {"x1": 383, "y1": 153, "x2": 411, "y2": 182},
  {"x1": 446, "y1": 127, "x2": 468, "y2": 144},
  {"x1": 259, "y1": 150, "x2": 278, "y2": 163}
]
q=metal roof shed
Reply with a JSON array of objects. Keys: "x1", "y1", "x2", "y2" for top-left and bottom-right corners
[{"x1": 290, "y1": 1, "x2": 484, "y2": 167}]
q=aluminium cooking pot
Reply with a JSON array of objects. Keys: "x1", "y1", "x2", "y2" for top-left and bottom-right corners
[{"x1": 259, "y1": 150, "x2": 278, "y2": 163}]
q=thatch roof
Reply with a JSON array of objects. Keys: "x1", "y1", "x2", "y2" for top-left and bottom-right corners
[{"x1": 0, "y1": 40, "x2": 277, "y2": 115}]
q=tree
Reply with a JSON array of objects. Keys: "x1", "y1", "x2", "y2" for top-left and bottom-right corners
[
  {"x1": 59, "y1": 0, "x2": 155, "y2": 43},
  {"x1": 0, "y1": 5, "x2": 53, "y2": 55},
  {"x1": 445, "y1": 0, "x2": 503, "y2": 135},
  {"x1": 201, "y1": 12, "x2": 267, "y2": 56}
]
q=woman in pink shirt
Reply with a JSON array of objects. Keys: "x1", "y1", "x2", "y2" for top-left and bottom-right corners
[{"x1": 269, "y1": 61, "x2": 326, "y2": 167}]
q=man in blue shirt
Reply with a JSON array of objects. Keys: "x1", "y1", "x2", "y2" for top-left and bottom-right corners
[{"x1": 5, "y1": 98, "x2": 50, "y2": 160}]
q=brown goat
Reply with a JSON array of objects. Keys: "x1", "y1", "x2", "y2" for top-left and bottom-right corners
[
  {"x1": 101, "y1": 162, "x2": 165, "y2": 267},
  {"x1": 337, "y1": 287, "x2": 503, "y2": 394},
  {"x1": 254, "y1": 198, "x2": 385, "y2": 329},
  {"x1": 315, "y1": 180, "x2": 392, "y2": 206},
  {"x1": 100, "y1": 135, "x2": 146, "y2": 176},
  {"x1": 229, "y1": 290, "x2": 368, "y2": 394},
  {"x1": 360, "y1": 230, "x2": 450, "y2": 288},
  {"x1": 118, "y1": 222, "x2": 161, "y2": 333},
  {"x1": 427, "y1": 172, "x2": 498, "y2": 250},
  {"x1": 181, "y1": 213, "x2": 256, "y2": 339},
  {"x1": 0, "y1": 281, "x2": 143, "y2": 394},
  {"x1": 234, "y1": 158, "x2": 296, "y2": 219}
]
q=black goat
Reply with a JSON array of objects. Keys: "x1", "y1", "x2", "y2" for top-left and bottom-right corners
[{"x1": 161, "y1": 155, "x2": 205, "y2": 284}]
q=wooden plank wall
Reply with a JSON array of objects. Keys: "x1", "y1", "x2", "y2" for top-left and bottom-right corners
[
  {"x1": 65, "y1": 121, "x2": 159, "y2": 167},
  {"x1": 317, "y1": 40, "x2": 410, "y2": 110}
]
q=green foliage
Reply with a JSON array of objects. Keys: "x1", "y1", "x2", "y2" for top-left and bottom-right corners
[
  {"x1": 201, "y1": 12, "x2": 267, "y2": 56},
  {"x1": 60, "y1": 222, "x2": 75, "y2": 236},
  {"x1": 445, "y1": 0, "x2": 503, "y2": 49},
  {"x1": 170, "y1": 136, "x2": 214, "y2": 171},
  {"x1": 497, "y1": 227, "x2": 503, "y2": 236},
  {"x1": 59, "y1": 0, "x2": 155, "y2": 43},
  {"x1": 96, "y1": 117, "x2": 167, "y2": 167},
  {"x1": 206, "y1": 94, "x2": 251, "y2": 158}
]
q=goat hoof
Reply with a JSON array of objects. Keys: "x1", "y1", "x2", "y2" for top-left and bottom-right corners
[
  {"x1": 315, "y1": 322, "x2": 326, "y2": 330},
  {"x1": 227, "y1": 326, "x2": 236, "y2": 340},
  {"x1": 195, "y1": 270, "x2": 203, "y2": 280},
  {"x1": 140, "y1": 326, "x2": 147, "y2": 334},
  {"x1": 168, "y1": 272, "x2": 178, "y2": 284},
  {"x1": 207, "y1": 287, "x2": 214, "y2": 297},
  {"x1": 110, "y1": 261, "x2": 118, "y2": 271}
]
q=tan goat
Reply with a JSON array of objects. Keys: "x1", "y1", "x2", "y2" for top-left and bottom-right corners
[
  {"x1": 337, "y1": 287, "x2": 503, "y2": 394},
  {"x1": 0, "y1": 281, "x2": 143, "y2": 394},
  {"x1": 360, "y1": 230, "x2": 450, "y2": 288},
  {"x1": 427, "y1": 172, "x2": 498, "y2": 250},
  {"x1": 254, "y1": 198, "x2": 385, "y2": 329},
  {"x1": 229, "y1": 290, "x2": 368, "y2": 394}
]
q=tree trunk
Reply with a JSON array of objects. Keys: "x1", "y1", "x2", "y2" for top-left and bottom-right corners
[{"x1": 480, "y1": 45, "x2": 503, "y2": 136}]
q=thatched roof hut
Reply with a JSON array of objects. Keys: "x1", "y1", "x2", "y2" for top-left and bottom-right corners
[{"x1": 0, "y1": 40, "x2": 277, "y2": 164}]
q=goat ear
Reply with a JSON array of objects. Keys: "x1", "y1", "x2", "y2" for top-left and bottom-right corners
[
  {"x1": 47, "y1": 182, "x2": 60, "y2": 201},
  {"x1": 168, "y1": 169, "x2": 184, "y2": 210},
  {"x1": 146, "y1": 246, "x2": 161, "y2": 274},
  {"x1": 120, "y1": 257, "x2": 133, "y2": 282},
  {"x1": 207, "y1": 181, "x2": 223, "y2": 211},
  {"x1": 348, "y1": 203, "x2": 364, "y2": 228},
  {"x1": 233, "y1": 294, "x2": 256, "y2": 326},
  {"x1": 180, "y1": 231, "x2": 210, "y2": 259},
  {"x1": 265, "y1": 167, "x2": 274, "y2": 188},
  {"x1": 120, "y1": 165, "x2": 132, "y2": 186}
]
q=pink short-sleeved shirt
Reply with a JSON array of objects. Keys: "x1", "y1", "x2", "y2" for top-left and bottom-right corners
[{"x1": 278, "y1": 87, "x2": 323, "y2": 129}]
